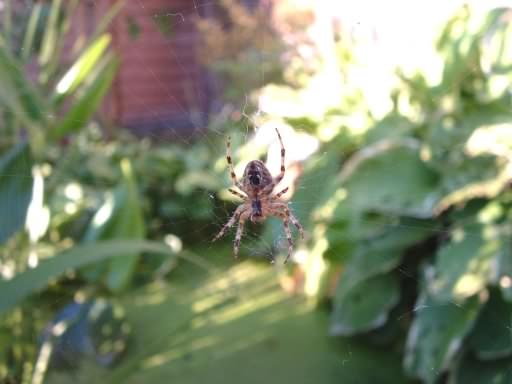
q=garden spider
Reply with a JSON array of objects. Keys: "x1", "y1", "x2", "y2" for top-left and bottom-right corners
[{"x1": 213, "y1": 128, "x2": 304, "y2": 263}]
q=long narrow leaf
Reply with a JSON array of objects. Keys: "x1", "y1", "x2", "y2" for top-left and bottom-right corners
[
  {"x1": 0, "y1": 46, "x2": 46, "y2": 125},
  {"x1": 53, "y1": 34, "x2": 112, "y2": 105},
  {"x1": 82, "y1": 159, "x2": 145, "y2": 291},
  {"x1": 0, "y1": 240, "x2": 176, "y2": 314},
  {"x1": 0, "y1": 141, "x2": 33, "y2": 244},
  {"x1": 2, "y1": 0, "x2": 12, "y2": 50},
  {"x1": 38, "y1": 0, "x2": 62, "y2": 67},
  {"x1": 21, "y1": 3, "x2": 43, "y2": 61},
  {"x1": 51, "y1": 53, "x2": 119, "y2": 140},
  {"x1": 92, "y1": 0, "x2": 126, "y2": 41},
  {"x1": 105, "y1": 159, "x2": 145, "y2": 291},
  {"x1": 42, "y1": 0, "x2": 80, "y2": 84},
  {"x1": 0, "y1": 46, "x2": 47, "y2": 155}
]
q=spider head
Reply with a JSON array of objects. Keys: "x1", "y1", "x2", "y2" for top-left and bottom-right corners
[{"x1": 243, "y1": 160, "x2": 272, "y2": 191}]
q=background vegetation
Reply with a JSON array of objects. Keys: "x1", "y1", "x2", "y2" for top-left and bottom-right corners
[{"x1": 1, "y1": 1, "x2": 512, "y2": 383}]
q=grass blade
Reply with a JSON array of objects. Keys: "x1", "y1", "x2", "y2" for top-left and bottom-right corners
[
  {"x1": 0, "y1": 240, "x2": 176, "y2": 314},
  {"x1": 53, "y1": 34, "x2": 112, "y2": 105},
  {"x1": 21, "y1": 2, "x2": 43, "y2": 61},
  {"x1": 51, "y1": 53, "x2": 119, "y2": 139}
]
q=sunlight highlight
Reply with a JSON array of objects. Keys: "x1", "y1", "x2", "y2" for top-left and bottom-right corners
[
  {"x1": 142, "y1": 336, "x2": 219, "y2": 369},
  {"x1": 453, "y1": 274, "x2": 484, "y2": 299},
  {"x1": 303, "y1": 225, "x2": 328, "y2": 297},
  {"x1": 55, "y1": 66, "x2": 79, "y2": 94},
  {"x1": 91, "y1": 193, "x2": 114, "y2": 228},
  {"x1": 465, "y1": 123, "x2": 512, "y2": 158},
  {"x1": 500, "y1": 276, "x2": 512, "y2": 289},
  {"x1": 25, "y1": 165, "x2": 50, "y2": 243}
]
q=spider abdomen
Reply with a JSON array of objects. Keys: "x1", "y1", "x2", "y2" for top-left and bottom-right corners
[{"x1": 242, "y1": 160, "x2": 272, "y2": 191}]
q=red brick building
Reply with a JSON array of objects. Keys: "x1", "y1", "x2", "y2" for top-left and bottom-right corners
[
  {"x1": 82, "y1": 0, "x2": 215, "y2": 137},
  {"x1": 76, "y1": 0, "x2": 266, "y2": 137}
]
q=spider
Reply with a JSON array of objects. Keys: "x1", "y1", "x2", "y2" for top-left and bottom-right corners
[{"x1": 212, "y1": 128, "x2": 304, "y2": 263}]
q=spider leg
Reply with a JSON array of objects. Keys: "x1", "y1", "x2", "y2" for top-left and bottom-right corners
[
  {"x1": 273, "y1": 186, "x2": 289, "y2": 199},
  {"x1": 262, "y1": 129, "x2": 286, "y2": 194},
  {"x1": 282, "y1": 219, "x2": 294, "y2": 264},
  {"x1": 288, "y1": 210, "x2": 305, "y2": 240},
  {"x1": 271, "y1": 202, "x2": 305, "y2": 239},
  {"x1": 226, "y1": 136, "x2": 244, "y2": 190},
  {"x1": 274, "y1": 128, "x2": 286, "y2": 185},
  {"x1": 228, "y1": 188, "x2": 246, "y2": 200},
  {"x1": 233, "y1": 211, "x2": 250, "y2": 258},
  {"x1": 212, "y1": 205, "x2": 246, "y2": 242}
]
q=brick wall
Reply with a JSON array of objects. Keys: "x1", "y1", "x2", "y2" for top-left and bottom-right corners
[{"x1": 84, "y1": 0, "x2": 215, "y2": 137}]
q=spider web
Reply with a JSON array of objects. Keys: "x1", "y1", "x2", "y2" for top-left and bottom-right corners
[{"x1": 1, "y1": 0, "x2": 511, "y2": 383}]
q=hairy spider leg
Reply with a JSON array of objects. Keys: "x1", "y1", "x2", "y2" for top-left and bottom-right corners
[
  {"x1": 233, "y1": 211, "x2": 250, "y2": 258},
  {"x1": 212, "y1": 205, "x2": 245, "y2": 242},
  {"x1": 272, "y1": 202, "x2": 305, "y2": 239},
  {"x1": 290, "y1": 212, "x2": 304, "y2": 240},
  {"x1": 288, "y1": 210, "x2": 304, "y2": 239},
  {"x1": 275, "y1": 128, "x2": 286, "y2": 184},
  {"x1": 282, "y1": 219, "x2": 294, "y2": 264},
  {"x1": 228, "y1": 188, "x2": 246, "y2": 199},
  {"x1": 226, "y1": 136, "x2": 244, "y2": 190},
  {"x1": 263, "y1": 128, "x2": 286, "y2": 194},
  {"x1": 274, "y1": 186, "x2": 289, "y2": 199}
]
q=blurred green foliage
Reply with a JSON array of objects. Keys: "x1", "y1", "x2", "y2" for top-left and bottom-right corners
[
  {"x1": 259, "y1": 6, "x2": 512, "y2": 384},
  {"x1": 1, "y1": 2, "x2": 512, "y2": 384},
  {"x1": 0, "y1": 1, "x2": 174, "y2": 381}
]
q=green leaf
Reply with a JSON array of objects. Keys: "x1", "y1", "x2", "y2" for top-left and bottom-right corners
[
  {"x1": 2, "y1": 0, "x2": 12, "y2": 50},
  {"x1": 365, "y1": 114, "x2": 415, "y2": 144},
  {"x1": 82, "y1": 159, "x2": 146, "y2": 291},
  {"x1": 330, "y1": 273, "x2": 400, "y2": 336},
  {"x1": 468, "y1": 289, "x2": 512, "y2": 360},
  {"x1": 428, "y1": 108, "x2": 512, "y2": 169},
  {"x1": 0, "y1": 45, "x2": 46, "y2": 126},
  {"x1": 434, "y1": 154, "x2": 510, "y2": 214},
  {"x1": 51, "y1": 53, "x2": 119, "y2": 140},
  {"x1": 341, "y1": 140, "x2": 441, "y2": 218},
  {"x1": 21, "y1": 2, "x2": 43, "y2": 61},
  {"x1": 404, "y1": 292, "x2": 482, "y2": 384},
  {"x1": 0, "y1": 142, "x2": 33, "y2": 244},
  {"x1": 337, "y1": 218, "x2": 434, "y2": 284},
  {"x1": 91, "y1": 0, "x2": 126, "y2": 42},
  {"x1": 38, "y1": 0, "x2": 62, "y2": 67},
  {"x1": 499, "y1": 234, "x2": 512, "y2": 302},
  {"x1": 0, "y1": 240, "x2": 175, "y2": 314},
  {"x1": 431, "y1": 223, "x2": 506, "y2": 302},
  {"x1": 53, "y1": 34, "x2": 112, "y2": 105},
  {"x1": 450, "y1": 352, "x2": 512, "y2": 384}
]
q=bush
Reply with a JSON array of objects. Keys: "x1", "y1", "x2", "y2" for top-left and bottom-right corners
[{"x1": 260, "y1": 5, "x2": 512, "y2": 383}]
